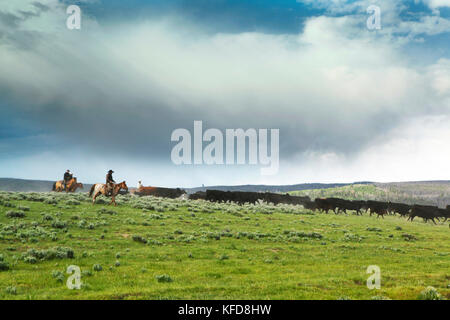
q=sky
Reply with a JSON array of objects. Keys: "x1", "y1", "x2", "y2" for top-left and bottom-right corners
[{"x1": 0, "y1": 0, "x2": 450, "y2": 187}]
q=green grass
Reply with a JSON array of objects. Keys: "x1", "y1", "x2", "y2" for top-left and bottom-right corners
[{"x1": 0, "y1": 191, "x2": 448, "y2": 300}]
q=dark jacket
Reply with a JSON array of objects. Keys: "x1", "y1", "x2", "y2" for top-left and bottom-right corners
[
  {"x1": 64, "y1": 172, "x2": 72, "y2": 182},
  {"x1": 106, "y1": 173, "x2": 115, "y2": 184}
]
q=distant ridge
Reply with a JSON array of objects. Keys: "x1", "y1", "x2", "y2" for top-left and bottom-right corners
[{"x1": 185, "y1": 182, "x2": 374, "y2": 194}]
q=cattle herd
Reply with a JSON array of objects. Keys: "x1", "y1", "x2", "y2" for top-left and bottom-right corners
[
  {"x1": 129, "y1": 185, "x2": 449, "y2": 224},
  {"x1": 185, "y1": 190, "x2": 450, "y2": 225}
]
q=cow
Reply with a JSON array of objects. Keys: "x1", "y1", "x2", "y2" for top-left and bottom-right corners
[
  {"x1": 205, "y1": 190, "x2": 261, "y2": 205},
  {"x1": 408, "y1": 205, "x2": 441, "y2": 224},
  {"x1": 351, "y1": 200, "x2": 368, "y2": 215},
  {"x1": 314, "y1": 198, "x2": 338, "y2": 214},
  {"x1": 443, "y1": 206, "x2": 450, "y2": 221},
  {"x1": 332, "y1": 199, "x2": 367, "y2": 215},
  {"x1": 287, "y1": 195, "x2": 312, "y2": 206},
  {"x1": 302, "y1": 200, "x2": 317, "y2": 210},
  {"x1": 135, "y1": 186, "x2": 187, "y2": 199},
  {"x1": 189, "y1": 191, "x2": 206, "y2": 200},
  {"x1": 366, "y1": 200, "x2": 390, "y2": 218},
  {"x1": 205, "y1": 190, "x2": 228, "y2": 203},
  {"x1": 387, "y1": 202, "x2": 412, "y2": 217}
]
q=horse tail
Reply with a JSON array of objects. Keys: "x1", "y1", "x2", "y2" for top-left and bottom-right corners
[
  {"x1": 52, "y1": 182, "x2": 56, "y2": 191},
  {"x1": 89, "y1": 184, "x2": 96, "y2": 197}
]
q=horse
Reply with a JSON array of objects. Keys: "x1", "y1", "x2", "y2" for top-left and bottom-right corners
[
  {"x1": 89, "y1": 181, "x2": 128, "y2": 206},
  {"x1": 52, "y1": 178, "x2": 79, "y2": 193},
  {"x1": 69, "y1": 183, "x2": 84, "y2": 192}
]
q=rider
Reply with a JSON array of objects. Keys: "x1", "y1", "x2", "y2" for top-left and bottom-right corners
[
  {"x1": 63, "y1": 170, "x2": 73, "y2": 190},
  {"x1": 106, "y1": 170, "x2": 115, "y2": 196}
]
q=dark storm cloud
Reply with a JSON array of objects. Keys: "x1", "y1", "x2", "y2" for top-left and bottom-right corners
[
  {"x1": 32, "y1": 2, "x2": 50, "y2": 12},
  {"x1": 0, "y1": 0, "x2": 449, "y2": 178},
  {"x1": 0, "y1": 2, "x2": 49, "y2": 49}
]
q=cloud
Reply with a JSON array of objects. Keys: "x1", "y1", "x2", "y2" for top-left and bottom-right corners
[
  {"x1": 423, "y1": 0, "x2": 450, "y2": 10},
  {"x1": 267, "y1": 115, "x2": 450, "y2": 184},
  {"x1": 0, "y1": 1, "x2": 449, "y2": 184}
]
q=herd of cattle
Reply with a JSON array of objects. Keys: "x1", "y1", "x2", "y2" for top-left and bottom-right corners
[
  {"x1": 130, "y1": 186, "x2": 449, "y2": 224},
  {"x1": 189, "y1": 190, "x2": 449, "y2": 224}
]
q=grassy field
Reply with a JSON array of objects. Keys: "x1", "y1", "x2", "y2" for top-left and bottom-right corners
[{"x1": 0, "y1": 191, "x2": 448, "y2": 300}]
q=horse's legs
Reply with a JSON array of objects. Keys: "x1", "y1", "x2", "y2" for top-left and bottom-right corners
[
  {"x1": 92, "y1": 192, "x2": 99, "y2": 205},
  {"x1": 109, "y1": 195, "x2": 116, "y2": 206}
]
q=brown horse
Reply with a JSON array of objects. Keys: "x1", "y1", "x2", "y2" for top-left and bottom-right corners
[
  {"x1": 89, "y1": 181, "x2": 128, "y2": 206},
  {"x1": 52, "y1": 178, "x2": 80, "y2": 193},
  {"x1": 70, "y1": 183, "x2": 84, "y2": 192}
]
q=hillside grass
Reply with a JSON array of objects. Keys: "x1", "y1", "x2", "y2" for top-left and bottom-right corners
[
  {"x1": 290, "y1": 184, "x2": 387, "y2": 201},
  {"x1": 0, "y1": 191, "x2": 448, "y2": 300}
]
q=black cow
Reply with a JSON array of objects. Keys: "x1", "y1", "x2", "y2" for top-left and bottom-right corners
[
  {"x1": 314, "y1": 198, "x2": 338, "y2": 214},
  {"x1": 205, "y1": 190, "x2": 261, "y2": 205},
  {"x1": 351, "y1": 200, "x2": 368, "y2": 215},
  {"x1": 408, "y1": 205, "x2": 441, "y2": 224},
  {"x1": 263, "y1": 193, "x2": 303, "y2": 205},
  {"x1": 189, "y1": 191, "x2": 206, "y2": 200},
  {"x1": 302, "y1": 200, "x2": 317, "y2": 210},
  {"x1": 366, "y1": 200, "x2": 390, "y2": 218},
  {"x1": 388, "y1": 202, "x2": 411, "y2": 217}
]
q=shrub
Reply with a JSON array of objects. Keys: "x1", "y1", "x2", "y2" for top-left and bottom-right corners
[
  {"x1": 22, "y1": 247, "x2": 74, "y2": 263},
  {"x1": 51, "y1": 220, "x2": 67, "y2": 229},
  {"x1": 3, "y1": 202, "x2": 15, "y2": 208},
  {"x1": 402, "y1": 233, "x2": 417, "y2": 241},
  {"x1": 95, "y1": 199, "x2": 107, "y2": 205},
  {"x1": 132, "y1": 235, "x2": 147, "y2": 244},
  {"x1": 155, "y1": 274, "x2": 173, "y2": 283},
  {"x1": 5, "y1": 286, "x2": 17, "y2": 295},
  {"x1": 6, "y1": 210, "x2": 26, "y2": 218},
  {"x1": 0, "y1": 261, "x2": 10, "y2": 271},
  {"x1": 24, "y1": 256, "x2": 37, "y2": 264},
  {"x1": 82, "y1": 270, "x2": 93, "y2": 277},
  {"x1": 98, "y1": 208, "x2": 117, "y2": 215},
  {"x1": 66, "y1": 200, "x2": 80, "y2": 205},
  {"x1": 93, "y1": 264, "x2": 102, "y2": 272},
  {"x1": 417, "y1": 286, "x2": 445, "y2": 300},
  {"x1": 52, "y1": 270, "x2": 65, "y2": 283},
  {"x1": 42, "y1": 214, "x2": 54, "y2": 221}
]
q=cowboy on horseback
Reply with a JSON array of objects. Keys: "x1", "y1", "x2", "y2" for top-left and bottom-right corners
[
  {"x1": 106, "y1": 170, "x2": 115, "y2": 196},
  {"x1": 63, "y1": 170, "x2": 73, "y2": 190}
]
